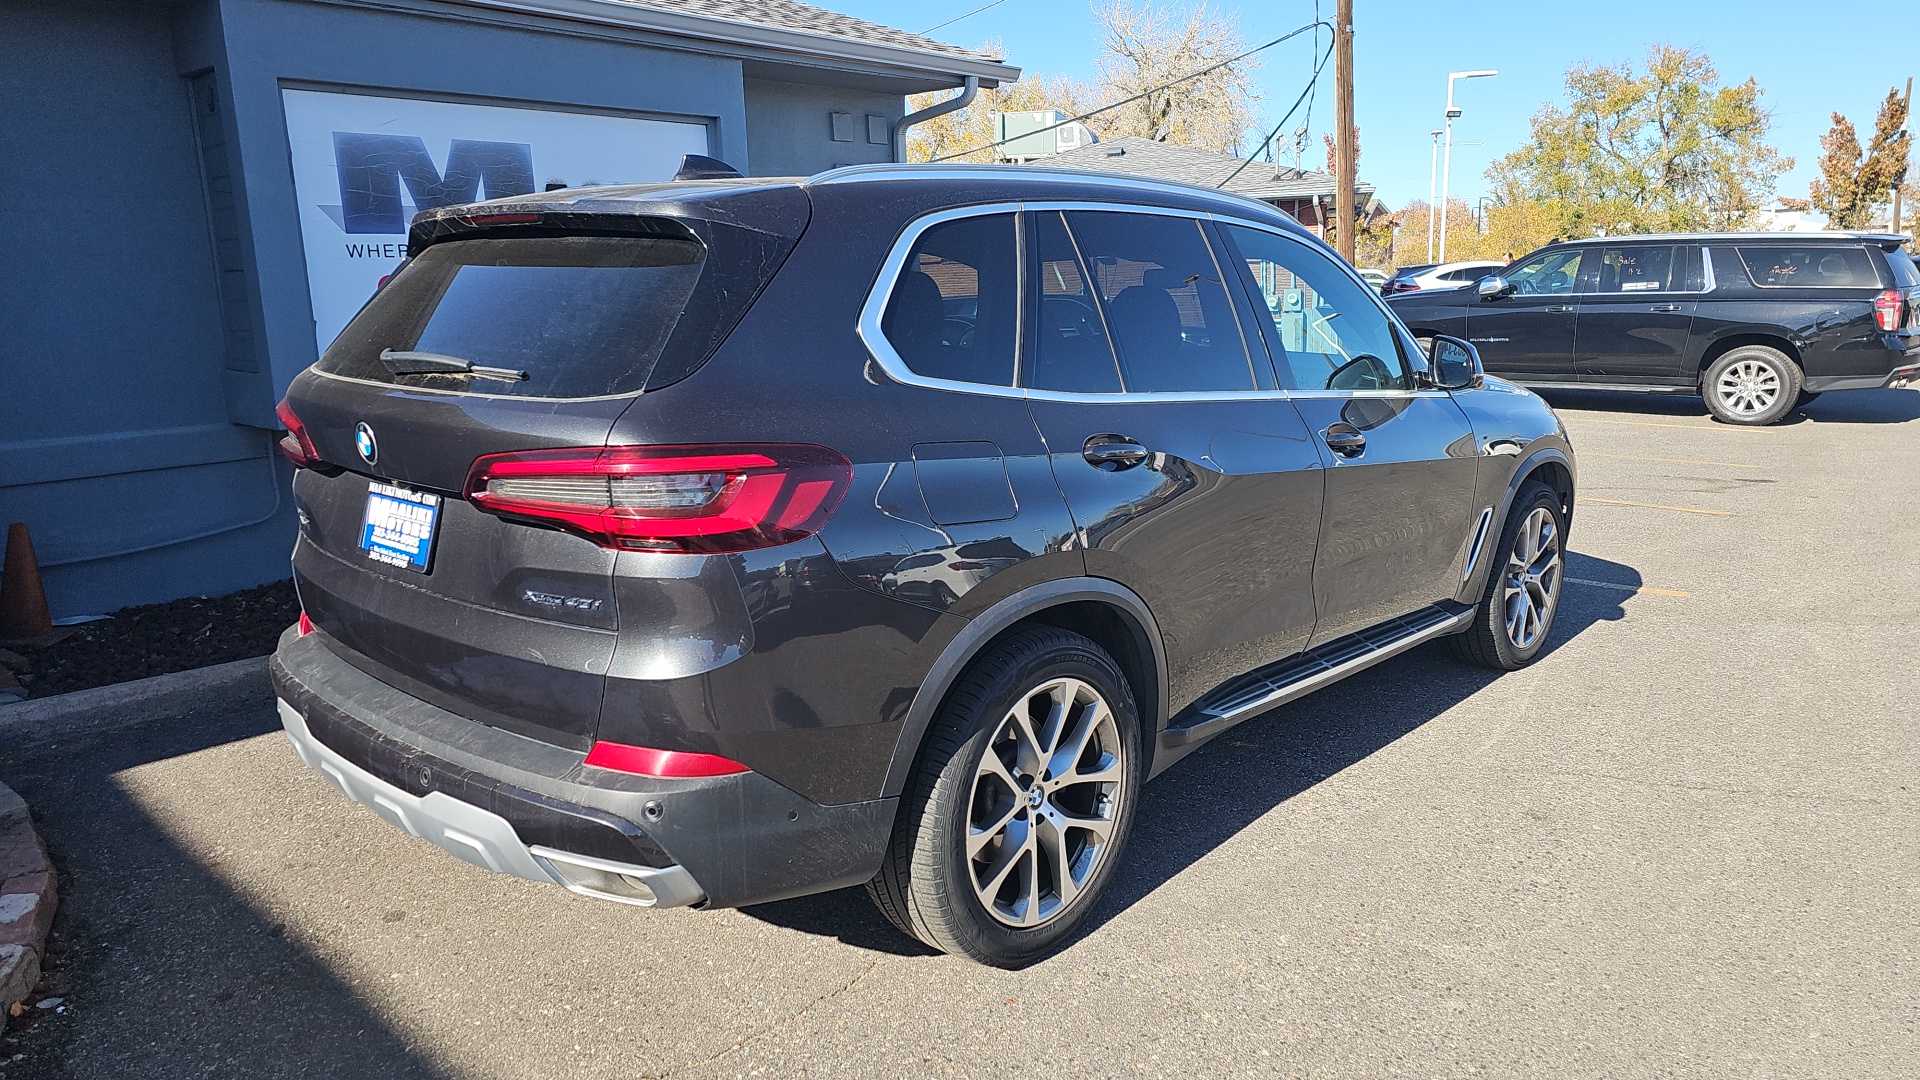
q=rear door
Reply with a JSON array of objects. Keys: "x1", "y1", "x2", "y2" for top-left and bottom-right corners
[
  {"x1": 1466, "y1": 247, "x2": 1583, "y2": 382},
  {"x1": 1021, "y1": 208, "x2": 1325, "y2": 707},
  {"x1": 1218, "y1": 222, "x2": 1479, "y2": 643},
  {"x1": 1575, "y1": 243, "x2": 1697, "y2": 383},
  {"x1": 284, "y1": 201, "x2": 805, "y2": 748}
]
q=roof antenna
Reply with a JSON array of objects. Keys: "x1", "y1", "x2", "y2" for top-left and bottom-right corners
[{"x1": 674, "y1": 154, "x2": 744, "y2": 181}]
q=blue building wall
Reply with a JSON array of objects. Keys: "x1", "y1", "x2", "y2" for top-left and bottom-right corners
[{"x1": 0, "y1": 0, "x2": 919, "y2": 619}]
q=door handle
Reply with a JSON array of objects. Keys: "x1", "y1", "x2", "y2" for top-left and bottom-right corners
[
  {"x1": 1650, "y1": 303, "x2": 1682, "y2": 312},
  {"x1": 1322, "y1": 423, "x2": 1366, "y2": 458},
  {"x1": 1082, "y1": 434, "x2": 1149, "y2": 471},
  {"x1": 1544, "y1": 305, "x2": 1574, "y2": 313}
]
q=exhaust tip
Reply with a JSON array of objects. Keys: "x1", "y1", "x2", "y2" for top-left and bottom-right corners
[{"x1": 528, "y1": 846, "x2": 705, "y2": 909}]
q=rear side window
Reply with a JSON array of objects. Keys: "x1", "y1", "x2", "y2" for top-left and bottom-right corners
[
  {"x1": 1595, "y1": 246, "x2": 1675, "y2": 292},
  {"x1": 1222, "y1": 223, "x2": 1409, "y2": 392},
  {"x1": 1056, "y1": 210, "x2": 1258, "y2": 393},
  {"x1": 880, "y1": 214, "x2": 1018, "y2": 387},
  {"x1": 1737, "y1": 246, "x2": 1880, "y2": 288},
  {"x1": 319, "y1": 235, "x2": 705, "y2": 398},
  {"x1": 1886, "y1": 249, "x2": 1920, "y2": 289}
]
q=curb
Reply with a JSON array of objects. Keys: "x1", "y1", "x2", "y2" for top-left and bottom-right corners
[
  {"x1": 0, "y1": 781, "x2": 56, "y2": 1027},
  {"x1": 0, "y1": 655, "x2": 272, "y2": 754}
]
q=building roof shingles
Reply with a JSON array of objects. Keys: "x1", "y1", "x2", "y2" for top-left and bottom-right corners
[
  {"x1": 1037, "y1": 136, "x2": 1374, "y2": 203},
  {"x1": 612, "y1": 0, "x2": 1002, "y2": 62}
]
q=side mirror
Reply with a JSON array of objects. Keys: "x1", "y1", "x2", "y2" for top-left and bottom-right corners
[
  {"x1": 1427, "y1": 334, "x2": 1484, "y2": 390},
  {"x1": 1477, "y1": 275, "x2": 1515, "y2": 301}
]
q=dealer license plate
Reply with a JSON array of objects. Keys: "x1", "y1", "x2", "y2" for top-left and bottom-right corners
[{"x1": 360, "y1": 482, "x2": 440, "y2": 572}]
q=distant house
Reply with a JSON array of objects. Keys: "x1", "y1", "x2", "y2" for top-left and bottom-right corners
[{"x1": 1034, "y1": 136, "x2": 1382, "y2": 235}]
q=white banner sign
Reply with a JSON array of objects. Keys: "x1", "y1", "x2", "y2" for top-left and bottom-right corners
[{"x1": 281, "y1": 88, "x2": 711, "y2": 354}]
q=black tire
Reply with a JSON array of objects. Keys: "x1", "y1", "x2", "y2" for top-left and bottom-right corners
[
  {"x1": 867, "y1": 627, "x2": 1142, "y2": 967},
  {"x1": 1701, "y1": 346, "x2": 1802, "y2": 426},
  {"x1": 1448, "y1": 481, "x2": 1566, "y2": 671}
]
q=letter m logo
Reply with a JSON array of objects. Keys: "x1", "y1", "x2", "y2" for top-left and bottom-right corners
[{"x1": 332, "y1": 133, "x2": 535, "y2": 234}]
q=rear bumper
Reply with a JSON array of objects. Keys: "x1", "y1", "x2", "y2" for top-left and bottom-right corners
[
  {"x1": 1803, "y1": 347, "x2": 1920, "y2": 393},
  {"x1": 271, "y1": 628, "x2": 897, "y2": 909}
]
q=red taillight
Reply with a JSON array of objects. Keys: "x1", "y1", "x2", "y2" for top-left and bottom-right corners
[
  {"x1": 297, "y1": 612, "x2": 314, "y2": 636},
  {"x1": 1876, "y1": 289, "x2": 1905, "y2": 332},
  {"x1": 276, "y1": 398, "x2": 322, "y2": 469},
  {"x1": 465, "y1": 444, "x2": 852, "y2": 553},
  {"x1": 583, "y1": 741, "x2": 751, "y2": 778}
]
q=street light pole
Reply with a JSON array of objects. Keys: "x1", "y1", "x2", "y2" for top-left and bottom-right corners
[
  {"x1": 1427, "y1": 129, "x2": 1442, "y2": 263},
  {"x1": 1439, "y1": 69, "x2": 1497, "y2": 263}
]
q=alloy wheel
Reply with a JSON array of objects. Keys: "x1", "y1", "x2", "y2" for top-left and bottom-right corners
[
  {"x1": 1503, "y1": 507, "x2": 1562, "y2": 651},
  {"x1": 1715, "y1": 359, "x2": 1781, "y2": 417},
  {"x1": 967, "y1": 677, "x2": 1126, "y2": 928}
]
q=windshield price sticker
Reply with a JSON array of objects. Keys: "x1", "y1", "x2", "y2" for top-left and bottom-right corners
[{"x1": 360, "y1": 482, "x2": 441, "y2": 572}]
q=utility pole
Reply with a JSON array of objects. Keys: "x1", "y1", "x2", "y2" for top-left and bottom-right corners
[
  {"x1": 1332, "y1": 0, "x2": 1356, "y2": 263},
  {"x1": 1427, "y1": 129, "x2": 1441, "y2": 263},
  {"x1": 1894, "y1": 76, "x2": 1913, "y2": 236}
]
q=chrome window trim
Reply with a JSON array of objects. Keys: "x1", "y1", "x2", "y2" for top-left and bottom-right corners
[{"x1": 856, "y1": 200, "x2": 1440, "y2": 405}]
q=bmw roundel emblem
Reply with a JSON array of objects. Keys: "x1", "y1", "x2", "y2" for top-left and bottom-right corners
[{"x1": 354, "y1": 423, "x2": 378, "y2": 465}]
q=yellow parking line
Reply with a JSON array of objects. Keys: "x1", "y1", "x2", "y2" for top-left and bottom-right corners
[
  {"x1": 1564, "y1": 417, "x2": 1769, "y2": 432},
  {"x1": 1566, "y1": 577, "x2": 1690, "y2": 598},
  {"x1": 1576, "y1": 496, "x2": 1731, "y2": 516},
  {"x1": 1582, "y1": 452, "x2": 1757, "y2": 469}
]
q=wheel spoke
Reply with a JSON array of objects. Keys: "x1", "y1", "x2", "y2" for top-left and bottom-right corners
[
  {"x1": 1049, "y1": 697, "x2": 1105, "y2": 780},
  {"x1": 968, "y1": 801, "x2": 1021, "y2": 858},
  {"x1": 977, "y1": 743, "x2": 1021, "y2": 796},
  {"x1": 975, "y1": 818, "x2": 1029, "y2": 899},
  {"x1": 1020, "y1": 832, "x2": 1043, "y2": 925},
  {"x1": 1062, "y1": 755, "x2": 1123, "y2": 789},
  {"x1": 1036, "y1": 817, "x2": 1078, "y2": 909}
]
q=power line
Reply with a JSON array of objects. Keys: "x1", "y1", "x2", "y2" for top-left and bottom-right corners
[
  {"x1": 919, "y1": 0, "x2": 1008, "y2": 37},
  {"x1": 1216, "y1": 34, "x2": 1336, "y2": 189},
  {"x1": 931, "y1": 20, "x2": 1334, "y2": 164}
]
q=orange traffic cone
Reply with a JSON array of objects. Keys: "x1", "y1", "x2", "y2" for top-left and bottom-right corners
[{"x1": 0, "y1": 523, "x2": 53, "y2": 640}]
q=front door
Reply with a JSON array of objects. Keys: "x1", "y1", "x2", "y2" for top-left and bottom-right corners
[
  {"x1": 1217, "y1": 222, "x2": 1480, "y2": 644},
  {"x1": 1466, "y1": 246, "x2": 1585, "y2": 382},
  {"x1": 1020, "y1": 208, "x2": 1326, "y2": 710},
  {"x1": 1575, "y1": 244, "x2": 1697, "y2": 383}
]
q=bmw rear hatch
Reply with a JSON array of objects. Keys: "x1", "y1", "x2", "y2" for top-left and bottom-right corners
[{"x1": 279, "y1": 183, "x2": 810, "y2": 749}]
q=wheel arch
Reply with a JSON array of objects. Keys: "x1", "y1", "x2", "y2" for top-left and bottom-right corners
[
  {"x1": 879, "y1": 578, "x2": 1168, "y2": 798},
  {"x1": 1696, "y1": 332, "x2": 1803, "y2": 379},
  {"x1": 1460, "y1": 446, "x2": 1575, "y2": 605}
]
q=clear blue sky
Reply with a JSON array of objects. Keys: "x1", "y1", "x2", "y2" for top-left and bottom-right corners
[{"x1": 825, "y1": 0, "x2": 1914, "y2": 210}]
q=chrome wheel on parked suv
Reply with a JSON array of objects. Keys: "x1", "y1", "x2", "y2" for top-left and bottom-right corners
[
  {"x1": 1702, "y1": 345, "x2": 1802, "y2": 426},
  {"x1": 1502, "y1": 506, "x2": 1562, "y2": 652},
  {"x1": 968, "y1": 677, "x2": 1127, "y2": 928},
  {"x1": 870, "y1": 628, "x2": 1141, "y2": 967}
]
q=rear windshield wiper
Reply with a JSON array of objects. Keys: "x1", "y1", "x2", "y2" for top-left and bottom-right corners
[{"x1": 379, "y1": 349, "x2": 529, "y2": 383}]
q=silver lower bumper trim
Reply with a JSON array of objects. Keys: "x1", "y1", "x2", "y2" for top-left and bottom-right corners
[{"x1": 277, "y1": 698, "x2": 704, "y2": 908}]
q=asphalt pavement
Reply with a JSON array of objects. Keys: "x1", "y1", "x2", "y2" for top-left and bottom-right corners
[{"x1": 4, "y1": 388, "x2": 1916, "y2": 1079}]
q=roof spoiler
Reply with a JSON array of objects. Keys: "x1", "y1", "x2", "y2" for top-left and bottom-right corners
[{"x1": 675, "y1": 154, "x2": 744, "y2": 181}]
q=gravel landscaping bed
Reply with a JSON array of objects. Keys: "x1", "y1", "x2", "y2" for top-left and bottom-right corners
[{"x1": 0, "y1": 582, "x2": 297, "y2": 700}]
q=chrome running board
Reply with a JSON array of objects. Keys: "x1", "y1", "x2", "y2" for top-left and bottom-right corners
[{"x1": 1163, "y1": 605, "x2": 1473, "y2": 748}]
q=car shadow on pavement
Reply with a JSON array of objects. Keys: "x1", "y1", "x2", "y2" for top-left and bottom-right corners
[
  {"x1": 1533, "y1": 386, "x2": 1920, "y2": 425},
  {"x1": 0, "y1": 703, "x2": 454, "y2": 1079},
  {"x1": 744, "y1": 553, "x2": 1642, "y2": 962}
]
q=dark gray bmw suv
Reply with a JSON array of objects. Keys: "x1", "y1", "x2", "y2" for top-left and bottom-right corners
[{"x1": 270, "y1": 163, "x2": 1576, "y2": 965}]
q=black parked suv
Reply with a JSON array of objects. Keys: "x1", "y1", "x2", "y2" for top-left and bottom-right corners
[
  {"x1": 270, "y1": 163, "x2": 1576, "y2": 965},
  {"x1": 1387, "y1": 232, "x2": 1920, "y2": 425}
]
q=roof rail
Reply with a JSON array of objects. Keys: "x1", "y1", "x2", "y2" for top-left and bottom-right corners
[{"x1": 803, "y1": 161, "x2": 1289, "y2": 216}]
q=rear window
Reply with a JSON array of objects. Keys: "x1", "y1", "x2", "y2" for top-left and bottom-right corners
[
  {"x1": 1736, "y1": 245, "x2": 1880, "y2": 289},
  {"x1": 318, "y1": 235, "x2": 708, "y2": 398},
  {"x1": 1886, "y1": 249, "x2": 1920, "y2": 289}
]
